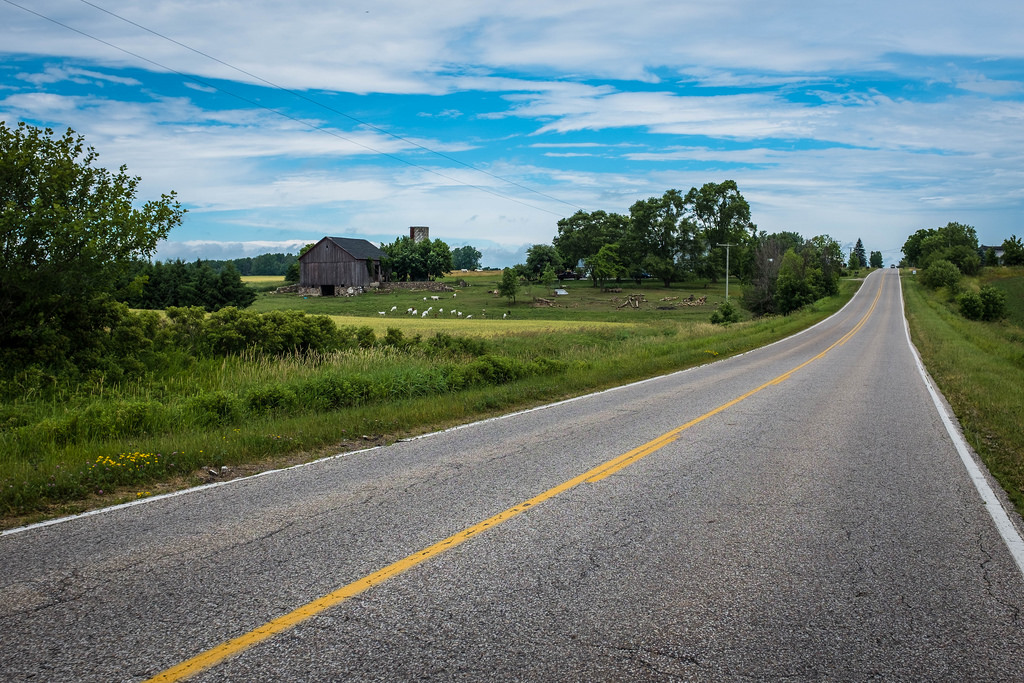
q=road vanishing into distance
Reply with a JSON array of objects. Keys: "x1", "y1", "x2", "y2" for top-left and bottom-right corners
[{"x1": 3, "y1": 268, "x2": 1024, "y2": 681}]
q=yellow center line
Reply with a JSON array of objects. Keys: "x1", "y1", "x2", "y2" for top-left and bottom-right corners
[{"x1": 146, "y1": 276, "x2": 885, "y2": 682}]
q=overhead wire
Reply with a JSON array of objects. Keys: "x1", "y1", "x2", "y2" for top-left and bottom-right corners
[{"x1": 2, "y1": 0, "x2": 580, "y2": 218}]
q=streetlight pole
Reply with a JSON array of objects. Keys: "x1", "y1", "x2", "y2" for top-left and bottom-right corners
[{"x1": 718, "y1": 243, "x2": 736, "y2": 300}]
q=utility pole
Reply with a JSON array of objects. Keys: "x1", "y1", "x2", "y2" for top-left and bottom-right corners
[{"x1": 718, "y1": 243, "x2": 736, "y2": 300}]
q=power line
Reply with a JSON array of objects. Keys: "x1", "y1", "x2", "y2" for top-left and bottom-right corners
[{"x1": 2, "y1": 0, "x2": 578, "y2": 218}]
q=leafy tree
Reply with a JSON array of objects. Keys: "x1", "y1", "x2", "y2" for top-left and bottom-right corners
[
  {"x1": 918, "y1": 222, "x2": 980, "y2": 274},
  {"x1": 1002, "y1": 235, "x2": 1024, "y2": 266},
  {"x1": 426, "y1": 239, "x2": 453, "y2": 279},
  {"x1": 0, "y1": 121, "x2": 183, "y2": 376},
  {"x1": 869, "y1": 250, "x2": 883, "y2": 268},
  {"x1": 540, "y1": 265, "x2": 557, "y2": 290},
  {"x1": 684, "y1": 180, "x2": 755, "y2": 281},
  {"x1": 381, "y1": 236, "x2": 452, "y2": 281},
  {"x1": 554, "y1": 209, "x2": 628, "y2": 281},
  {"x1": 771, "y1": 236, "x2": 842, "y2": 314},
  {"x1": 498, "y1": 267, "x2": 519, "y2": 303},
  {"x1": 452, "y1": 245, "x2": 482, "y2": 270},
  {"x1": 627, "y1": 189, "x2": 698, "y2": 286},
  {"x1": 586, "y1": 243, "x2": 628, "y2": 288},
  {"x1": 743, "y1": 233, "x2": 788, "y2": 315},
  {"x1": 525, "y1": 244, "x2": 563, "y2": 280},
  {"x1": 902, "y1": 228, "x2": 932, "y2": 267},
  {"x1": 775, "y1": 249, "x2": 816, "y2": 313}
]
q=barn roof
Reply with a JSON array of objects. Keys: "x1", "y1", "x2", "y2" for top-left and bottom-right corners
[{"x1": 311, "y1": 236, "x2": 386, "y2": 261}]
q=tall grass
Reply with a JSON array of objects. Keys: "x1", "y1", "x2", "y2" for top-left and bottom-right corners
[
  {"x1": 1, "y1": 281, "x2": 857, "y2": 525},
  {"x1": 902, "y1": 272, "x2": 1024, "y2": 515}
]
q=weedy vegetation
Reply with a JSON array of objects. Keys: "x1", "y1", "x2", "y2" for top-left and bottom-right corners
[
  {"x1": 902, "y1": 267, "x2": 1024, "y2": 515},
  {"x1": 0, "y1": 274, "x2": 859, "y2": 527}
]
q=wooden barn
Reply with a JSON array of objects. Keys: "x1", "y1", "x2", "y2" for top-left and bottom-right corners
[{"x1": 299, "y1": 237, "x2": 387, "y2": 295}]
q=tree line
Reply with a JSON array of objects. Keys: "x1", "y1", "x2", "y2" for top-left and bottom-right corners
[
  {"x1": 505, "y1": 183, "x2": 850, "y2": 316},
  {"x1": 120, "y1": 259, "x2": 257, "y2": 311}
]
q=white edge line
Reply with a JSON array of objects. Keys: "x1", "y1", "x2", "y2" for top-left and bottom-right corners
[
  {"x1": 3, "y1": 277, "x2": 869, "y2": 538},
  {"x1": 898, "y1": 270, "x2": 1024, "y2": 576}
]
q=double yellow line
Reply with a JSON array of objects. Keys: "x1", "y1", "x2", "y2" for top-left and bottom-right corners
[{"x1": 147, "y1": 277, "x2": 884, "y2": 682}]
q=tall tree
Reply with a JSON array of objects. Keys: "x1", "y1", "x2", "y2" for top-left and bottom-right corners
[
  {"x1": 869, "y1": 250, "x2": 884, "y2": 268},
  {"x1": 684, "y1": 180, "x2": 755, "y2": 281},
  {"x1": 853, "y1": 238, "x2": 867, "y2": 269},
  {"x1": 1002, "y1": 235, "x2": 1024, "y2": 266},
  {"x1": 498, "y1": 268, "x2": 519, "y2": 303},
  {"x1": 0, "y1": 122, "x2": 183, "y2": 375},
  {"x1": 627, "y1": 189, "x2": 697, "y2": 286},
  {"x1": 380, "y1": 236, "x2": 452, "y2": 281},
  {"x1": 553, "y1": 209, "x2": 628, "y2": 280},
  {"x1": 451, "y1": 245, "x2": 482, "y2": 270},
  {"x1": 524, "y1": 244, "x2": 563, "y2": 280}
]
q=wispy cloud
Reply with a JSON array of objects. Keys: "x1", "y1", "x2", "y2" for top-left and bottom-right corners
[{"x1": 2, "y1": 0, "x2": 1023, "y2": 263}]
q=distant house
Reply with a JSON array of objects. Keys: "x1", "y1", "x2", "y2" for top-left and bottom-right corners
[{"x1": 299, "y1": 236, "x2": 387, "y2": 295}]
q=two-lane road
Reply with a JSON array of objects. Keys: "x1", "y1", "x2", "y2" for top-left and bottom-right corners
[{"x1": 3, "y1": 268, "x2": 1023, "y2": 681}]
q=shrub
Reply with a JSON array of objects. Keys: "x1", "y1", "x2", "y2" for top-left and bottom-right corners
[
  {"x1": 185, "y1": 390, "x2": 243, "y2": 426},
  {"x1": 958, "y1": 291, "x2": 984, "y2": 320},
  {"x1": 979, "y1": 285, "x2": 1007, "y2": 321},
  {"x1": 245, "y1": 384, "x2": 298, "y2": 413},
  {"x1": 710, "y1": 300, "x2": 741, "y2": 325},
  {"x1": 920, "y1": 259, "x2": 961, "y2": 291}
]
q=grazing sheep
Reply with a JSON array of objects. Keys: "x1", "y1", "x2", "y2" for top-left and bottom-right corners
[
  {"x1": 379, "y1": 311, "x2": 386, "y2": 316},
  {"x1": 391, "y1": 306, "x2": 397, "y2": 312}
]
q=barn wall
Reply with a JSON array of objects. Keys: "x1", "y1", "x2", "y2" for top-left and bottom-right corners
[{"x1": 299, "y1": 239, "x2": 380, "y2": 289}]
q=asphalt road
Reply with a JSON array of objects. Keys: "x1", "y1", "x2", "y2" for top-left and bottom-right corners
[{"x1": 3, "y1": 268, "x2": 1024, "y2": 681}]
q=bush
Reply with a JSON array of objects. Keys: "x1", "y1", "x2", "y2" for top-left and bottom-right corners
[
  {"x1": 244, "y1": 384, "x2": 298, "y2": 413},
  {"x1": 980, "y1": 285, "x2": 1007, "y2": 321},
  {"x1": 920, "y1": 259, "x2": 961, "y2": 291},
  {"x1": 185, "y1": 391, "x2": 243, "y2": 426},
  {"x1": 958, "y1": 291, "x2": 984, "y2": 320},
  {"x1": 710, "y1": 300, "x2": 741, "y2": 325}
]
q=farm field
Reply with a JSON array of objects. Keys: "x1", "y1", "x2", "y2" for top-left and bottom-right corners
[
  {"x1": 251, "y1": 273, "x2": 735, "y2": 323},
  {"x1": 1, "y1": 275, "x2": 854, "y2": 529}
]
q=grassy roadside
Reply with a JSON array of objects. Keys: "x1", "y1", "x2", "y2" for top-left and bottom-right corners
[
  {"x1": 1, "y1": 279, "x2": 859, "y2": 530},
  {"x1": 901, "y1": 269, "x2": 1024, "y2": 516}
]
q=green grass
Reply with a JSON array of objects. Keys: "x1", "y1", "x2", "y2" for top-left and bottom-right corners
[
  {"x1": 0, "y1": 277, "x2": 855, "y2": 528},
  {"x1": 250, "y1": 275, "x2": 742, "y2": 323},
  {"x1": 902, "y1": 269, "x2": 1024, "y2": 515}
]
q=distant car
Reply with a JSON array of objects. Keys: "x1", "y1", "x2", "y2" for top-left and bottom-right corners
[{"x1": 890, "y1": 264, "x2": 896, "y2": 268}]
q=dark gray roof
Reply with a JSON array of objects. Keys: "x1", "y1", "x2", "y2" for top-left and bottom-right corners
[{"x1": 325, "y1": 237, "x2": 385, "y2": 261}]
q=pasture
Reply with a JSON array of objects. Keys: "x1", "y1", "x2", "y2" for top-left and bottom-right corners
[{"x1": 1, "y1": 272, "x2": 852, "y2": 528}]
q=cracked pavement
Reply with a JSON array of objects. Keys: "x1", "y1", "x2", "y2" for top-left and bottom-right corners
[{"x1": 3, "y1": 269, "x2": 1024, "y2": 681}]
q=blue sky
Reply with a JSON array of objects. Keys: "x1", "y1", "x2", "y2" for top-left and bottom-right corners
[{"x1": 3, "y1": 0, "x2": 1023, "y2": 267}]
